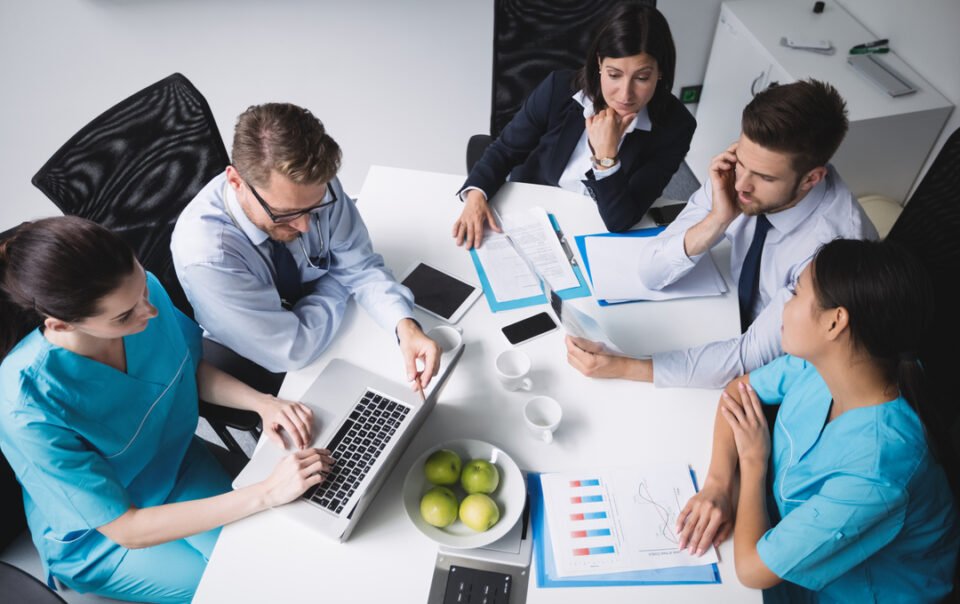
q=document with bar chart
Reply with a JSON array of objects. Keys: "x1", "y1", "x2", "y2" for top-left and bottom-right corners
[{"x1": 540, "y1": 464, "x2": 718, "y2": 577}]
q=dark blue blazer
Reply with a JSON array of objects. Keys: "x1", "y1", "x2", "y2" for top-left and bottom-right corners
[{"x1": 462, "y1": 70, "x2": 696, "y2": 232}]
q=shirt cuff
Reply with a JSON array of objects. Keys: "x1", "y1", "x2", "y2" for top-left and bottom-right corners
[
  {"x1": 458, "y1": 187, "x2": 488, "y2": 203},
  {"x1": 666, "y1": 227, "x2": 703, "y2": 265},
  {"x1": 377, "y1": 300, "x2": 414, "y2": 337},
  {"x1": 590, "y1": 161, "x2": 622, "y2": 181},
  {"x1": 651, "y1": 350, "x2": 682, "y2": 388}
]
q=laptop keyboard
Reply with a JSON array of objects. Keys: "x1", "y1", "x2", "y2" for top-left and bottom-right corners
[{"x1": 302, "y1": 389, "x2": 410, "y2": 515}]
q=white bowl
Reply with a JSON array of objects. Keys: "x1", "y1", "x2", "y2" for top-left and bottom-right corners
[{"x1": 402, "y1": 438, "x2": 526, "y2": 549}]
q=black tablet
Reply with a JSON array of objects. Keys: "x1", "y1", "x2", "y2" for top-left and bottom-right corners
[{"x1": 400, "y1": 262, "x2": 481, "y2": 324}]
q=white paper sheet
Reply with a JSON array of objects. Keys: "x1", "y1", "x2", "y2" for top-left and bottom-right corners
[
  {"x1": 585, "y1": 236, "x2": 727, "y2": 302},
  {"x1": 474, "y1": 207, "x2": 579, "y2": 303},
  {"x1": 541, "y1": 464, "x2": 718, "y2": 577},
  {"x1": 474, "y1": 232, "x2": 543, "y2": 302},
  {"x1": 547, "y1": 289, "x2": 623, "y2": 355}
]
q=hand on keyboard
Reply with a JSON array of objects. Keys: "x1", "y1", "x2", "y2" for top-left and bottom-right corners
[{"x1": 261, "y1": 447, "x2": 335, "y2": 507}]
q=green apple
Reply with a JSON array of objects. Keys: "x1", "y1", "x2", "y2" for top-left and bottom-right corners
[
  {"x1": 460, "y1": 459, "x2": 500, "y2": 494},
  {"x1": 424, "y1": 449, "x2": 462, "y2": 485},
  {"x1": 420, "y1": 486, "x2": 459, "y2": 528},
  {"x1": 459, "y1": 493, "x2": 500, "y2": 532}
]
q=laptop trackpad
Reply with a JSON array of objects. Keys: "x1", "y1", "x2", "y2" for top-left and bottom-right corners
[{"x1": 233, "y1": 405, "x2": 337, "y2": 488}]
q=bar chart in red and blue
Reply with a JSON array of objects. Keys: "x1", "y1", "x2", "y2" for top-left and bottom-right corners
[{"x1": 562, "y1": 478, "x2": 620, "y2": 560}]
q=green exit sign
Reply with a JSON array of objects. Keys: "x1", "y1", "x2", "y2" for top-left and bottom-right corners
[{"x1": 680, "y1": 85, "x2": 702, "y2": 104}]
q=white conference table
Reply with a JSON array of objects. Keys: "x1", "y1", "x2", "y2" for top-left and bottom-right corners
[{"x1": 195, "y1": 166, "x2": 759, "y2": 603}]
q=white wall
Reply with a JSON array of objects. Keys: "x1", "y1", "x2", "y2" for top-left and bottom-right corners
[
  {"x1": 2, "y1": 0, "x2": 955, "y2": 232},
  {"x1": 839, "y1": 0, "x2": 960, "y2": 198},
  {"x1": 0, "y1": 0, "x2": 493, "y2": 230},
  {"x1": 659, "y1": 0, "x2": 724, "y2": 117}
]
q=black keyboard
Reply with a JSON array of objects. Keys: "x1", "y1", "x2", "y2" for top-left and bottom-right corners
[{"x1": 302, "y1": 390, "x2": 410, "y2": 514}]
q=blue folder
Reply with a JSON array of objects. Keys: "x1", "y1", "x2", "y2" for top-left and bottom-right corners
[
  {"x1": 470, "y1": 214, "x2": 591, "y2": 312},
  {"x1": 527, "y1": 472, "x2": 721, "y2": 587},
  {"x1": 573, "y1": 227, "x2": 665, "y2": 307}
]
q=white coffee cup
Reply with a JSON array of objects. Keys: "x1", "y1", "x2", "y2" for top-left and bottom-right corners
[
  {"x1": 426, "y1": 325, "x2": 463, "y2": 354},
  {"x1": 495, "y1": 349, "x2": 532, "y2": 391},
  {"x1": 523, "y1": 396, "x2": 563, "y2": 444}
]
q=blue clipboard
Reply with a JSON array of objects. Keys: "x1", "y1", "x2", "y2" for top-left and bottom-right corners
[
  {"x1": 574, "y1": 227, "x2": 664, "y2": 307},
  {"x1": 470, "y1": 214, "x2": 591, "y2": 312},
  {"x1": 527, "y1": 472, "x2": 721, "y2": 587}
]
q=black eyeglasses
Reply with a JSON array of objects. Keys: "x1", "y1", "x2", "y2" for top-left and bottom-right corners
[{"x1": 245, "y1": 180, "x2": 337, "y2": 223}]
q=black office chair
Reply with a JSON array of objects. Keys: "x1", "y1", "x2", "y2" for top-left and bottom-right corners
[
  {"x1": 0, "y1": 562, "x2": 67, "y2": 604},
  {"x1": 467, "y1": 0, "x2": 634, "y2": 172},
  {"x1": 29, "y1": 73, "x2": 263, "y2": 459},
  {"x1": 885, "y1": 127, "x2": 960, "y2": 598}
]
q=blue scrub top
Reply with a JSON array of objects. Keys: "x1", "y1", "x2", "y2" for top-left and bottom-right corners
[
  {"x1": 750, "y1": 355, "x2": 959, "y2": 603},
  {"x1": 0, "y1": 273, "x2": 213, "y2": 591}
]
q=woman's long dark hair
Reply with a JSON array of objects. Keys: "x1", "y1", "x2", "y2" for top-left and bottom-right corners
[
  {"x1": 812, "y1": 239, "x2": 956, "y2": 490},
  {"x1": 575, "y1": 2, "x2": 677, "y2": 122},
  {"x1": 0, "y1": 216, "x2": 136, "y2": 358}
]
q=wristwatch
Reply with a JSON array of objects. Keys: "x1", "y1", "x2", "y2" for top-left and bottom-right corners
[{"x1": 591, "y1": 155, "x2": 618, "y2": 170}]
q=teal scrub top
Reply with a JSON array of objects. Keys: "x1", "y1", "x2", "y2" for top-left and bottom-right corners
[
  {"x1": 0, "y1": 273, "x2": 212, "y2": 591},
  {"x1": 751, "y1": 355, "x2": 959, "y2": 603}
]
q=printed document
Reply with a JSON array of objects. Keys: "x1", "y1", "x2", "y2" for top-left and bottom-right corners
[
  {"x1": 474, "y1": 207, "x2": 578, "y2": 303},
  {"x1": 548, "y1": 291, "x2": 623, "y2": 354},
  {"x1": 540, "y1": 464, "x2": 718, "y2": 577}
]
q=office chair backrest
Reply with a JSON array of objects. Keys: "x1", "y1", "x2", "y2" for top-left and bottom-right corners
[
  {"x1": 0, "y1": 444, "x2": 26, "y2": 553},
  {"x1": 31, "y1": 73, "x2": 230, "y2": 317},
  {"x1": 488, "y1": 0, "x2": 654, "y2": 137},
  {"x1": 886, "y1": 127, "x2": 960, "y2": 516},
  {"x1": 0, "y1": 226, "x2": 28, "y2": 552}
]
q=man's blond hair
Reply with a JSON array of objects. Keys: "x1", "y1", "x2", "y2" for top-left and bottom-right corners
[{"x1": 231, "y1": 103, "x2": 341, "y2": 187}]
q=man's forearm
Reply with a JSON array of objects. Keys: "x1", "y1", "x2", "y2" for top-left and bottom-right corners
[
  {"x1": 620, "y1": 357, "x2": 654, "y2": 382},
  {"x1": 683, "y1": 212, "x2": 732, "y2": 258}
]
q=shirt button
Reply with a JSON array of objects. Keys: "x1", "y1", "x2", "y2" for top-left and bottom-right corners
[{"x1": 835, "y1": 532, "x2": 844, "y2": 540}]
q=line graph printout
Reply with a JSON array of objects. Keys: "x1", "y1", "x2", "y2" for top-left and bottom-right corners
[{"x1": 540, "y1": 465, "x2": 718, "y2": 577}]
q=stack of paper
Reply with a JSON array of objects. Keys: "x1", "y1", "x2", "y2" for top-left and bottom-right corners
[{"x1": 584, "y1": 235, "x2": 727, "y2": 303}]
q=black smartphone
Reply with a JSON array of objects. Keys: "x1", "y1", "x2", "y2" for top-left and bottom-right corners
[
  {"x1": 501, "y1": 312, "x2": 558, "y2": 345},
  {"x1": 650, "y1": 203, "x2": 686, "y2": 226}
]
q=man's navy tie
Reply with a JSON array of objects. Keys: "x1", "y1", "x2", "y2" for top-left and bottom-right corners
[
  {"x1": 270, "y1": 239, "x2": 302, "y2": 310},
  {"x1": 737, "y1": 214, "x2": 772, "y2": 333}
]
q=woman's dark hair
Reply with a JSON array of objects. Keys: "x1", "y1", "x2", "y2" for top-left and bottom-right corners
[
  {"x1": 811, "y1": 239, "x2": 953, "y2": 471},
  {"x1": 575, "y1": 2, "x2": 677, "y2": 122},
  {"x1": 0, "y1": 216, "x2": 136, "y2": 357}
]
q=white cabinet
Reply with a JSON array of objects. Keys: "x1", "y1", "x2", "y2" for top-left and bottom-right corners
[{"x1": 687, "y1": 0, "x2": 953, "y2": 204}]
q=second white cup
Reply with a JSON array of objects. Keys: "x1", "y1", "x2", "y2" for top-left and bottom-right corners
[
  {"x1": 495, "y1": 349, "x2": 532, "y2": 391},
  {"x1": 523, "y1": 396, "x2": 563, "y2": 444}
]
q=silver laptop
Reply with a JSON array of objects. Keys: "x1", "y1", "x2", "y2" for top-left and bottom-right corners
[{"x1": 234, "y1": 347, "x2": 462, "y2": 542}]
